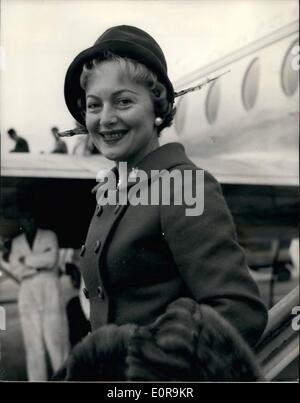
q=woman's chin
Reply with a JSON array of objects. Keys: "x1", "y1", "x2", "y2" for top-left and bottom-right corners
[
  {"x1": 97, "y1": 137, "x2": 130, "y2": 161},
  {"x1": 101, "y1": 147, "x2": 126, "y2": 162},
  {"x1": 103, "y1": 141, "x2": 136, "y2": 161}
]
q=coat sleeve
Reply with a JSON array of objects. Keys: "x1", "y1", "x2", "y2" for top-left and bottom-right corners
[
  {"x1": 9, "y1": 238, "x2": 35, "y2": 280},
  {"x1": 160, "y1": 168, "x2": 268, "y2": 346},
  {"x1": 25, "y1": 231, "x2": 59, "y2": 269}
]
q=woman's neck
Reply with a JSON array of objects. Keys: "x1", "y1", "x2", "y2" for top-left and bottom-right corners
[{"x1": 116, "y1": 136, "x2": 160, "y2": 181}]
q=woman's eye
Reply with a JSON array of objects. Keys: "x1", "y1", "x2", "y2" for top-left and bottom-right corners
[
  {"x1": 116, "y1": 98, "x2": 132, "y2": 107},
  {"x1": 87, "y1": 102, "x2": 100, "y2": 111}
]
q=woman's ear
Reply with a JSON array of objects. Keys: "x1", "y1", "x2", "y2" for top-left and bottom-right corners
[{"x1": 154, "y1": 82, "x2": 167, "y2": 101}]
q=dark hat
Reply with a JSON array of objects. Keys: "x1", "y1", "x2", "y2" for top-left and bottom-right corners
[{"x1": 64, "y1": 25, "x2": 174, "y2": 126}]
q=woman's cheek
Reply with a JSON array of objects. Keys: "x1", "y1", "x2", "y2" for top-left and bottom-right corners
[{"x1": 85, "y1": 114, "x2": 98, "y2": 134}]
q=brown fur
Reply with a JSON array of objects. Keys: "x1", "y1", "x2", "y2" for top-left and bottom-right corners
[
  {"x1": 126, "y1": 298, "x2": 263, "y2": 381},
  {"x1": 55, "y1": 298, "x2": 263, "y2": 381}
]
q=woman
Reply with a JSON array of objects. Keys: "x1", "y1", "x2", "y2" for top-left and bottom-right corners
[{"x1": 63, "y1": 25, "x2": 267, "y2": 349}]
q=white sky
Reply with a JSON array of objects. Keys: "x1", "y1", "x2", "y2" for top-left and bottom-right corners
[{"x1": 0, "y1": 0, "x2": 298, "y2": 153}]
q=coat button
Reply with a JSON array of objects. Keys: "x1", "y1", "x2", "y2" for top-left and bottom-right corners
[
  {"x1": 96, "y1": 205, "x2": 103, "y2": 217},
  {"x1": 129, "y1": 168, "x2": 139, "y2": 180},
  {"x1": 97, "y1": 286, "x2": 105, "y2": 300},
  {"x1": 94, "y1": 240, "x2": 101, "y2": 253},
  {"x1": 83, "y1": 287, "x2": 89, "y2": 299},
  {"x1": 80, "y1": 245, "x2": 86, "y2": 257}
]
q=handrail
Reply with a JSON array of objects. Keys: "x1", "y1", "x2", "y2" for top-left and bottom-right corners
[
  {"x1": 260, "y1": 286, "x2": 299, "y2": 342},
  {"x1": 255, "y1": 286, "x2": 299, "y2": 380}
]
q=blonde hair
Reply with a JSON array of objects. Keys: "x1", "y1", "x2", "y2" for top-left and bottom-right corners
[{"x1": 79, "y1": 52, "x2": 175, "y2": 134}]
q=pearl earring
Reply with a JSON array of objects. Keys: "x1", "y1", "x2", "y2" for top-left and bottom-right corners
[{"x1": 154, "y1": 117, "x2": 163, "y2": 126}]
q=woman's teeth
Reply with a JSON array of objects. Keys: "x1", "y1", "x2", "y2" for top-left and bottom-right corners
[{"x1": 102, "y1": 132, "x2": 126, "y2": 140}]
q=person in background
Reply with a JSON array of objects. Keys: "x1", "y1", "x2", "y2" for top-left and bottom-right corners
[
  {"x1": 7, "y1": 128, "x2": 30, "y2": 153},
  {"x1": 8, "y1": 214, "x2": 69, "y2": 381},
  {"x1": 51, "y1": 126, "x2": 68, "y2": 154}
]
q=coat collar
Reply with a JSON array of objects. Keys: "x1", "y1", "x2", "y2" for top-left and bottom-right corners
[
  {"x1": 134, "y1": 142, "x2": 192, "y2": 175},
  {"x1": 92, "y1": 142, "x2": 192, "y2": 197}
]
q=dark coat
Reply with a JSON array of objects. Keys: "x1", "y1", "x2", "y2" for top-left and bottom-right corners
[{"x1": 79, "y1": 143, "x2": 267, "y2": 346}]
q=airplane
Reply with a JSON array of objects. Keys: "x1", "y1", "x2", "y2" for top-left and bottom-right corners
[
  {"x1": 162, "y1": 19, "x2": 299, "y2": 271},
  {"x1": 0, "y1": 20, "x2": 298, "y2": 381}
]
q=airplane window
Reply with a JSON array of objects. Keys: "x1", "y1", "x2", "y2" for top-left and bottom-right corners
[
  {"x1": 281, "y1": 39, "x2": 299, "y2": 97},
  {"x1": 205, "y1": 80, "x2": 220, "y2": 124},
  {"x1": 242, "y1": 57, "x2": 260, "y2": 111},
  {"x1": 174, "y1": 97, "x2": 187, "y2": 135}
]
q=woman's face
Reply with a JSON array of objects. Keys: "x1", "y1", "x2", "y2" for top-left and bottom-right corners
[{"x1": 85, "y1": 61, "x2": 158, "y2": 166}]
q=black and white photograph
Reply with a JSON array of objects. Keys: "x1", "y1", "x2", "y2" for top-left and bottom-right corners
[{"x1": 0, "y1": 0, "x2": 299, "y2": 384}]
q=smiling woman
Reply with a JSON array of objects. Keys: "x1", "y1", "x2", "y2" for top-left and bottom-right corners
[
  {"x1": 58, "y1": 24, "x2": 268, "y2": 381},
  {"x1": 80, "y1": 53, "x2": 173, "y2": 134},
  {"x1": 83, "y1": 60, "x2": 159, "y2": 168}
]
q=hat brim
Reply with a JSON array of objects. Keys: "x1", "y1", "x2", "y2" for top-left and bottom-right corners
[{"x1": 64, "y1": 39, "x2": 174, "y2": 126}]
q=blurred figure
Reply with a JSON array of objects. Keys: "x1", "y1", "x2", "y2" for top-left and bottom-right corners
[
  {"x1": 7, "y1": 128, "x2": 29, "y2": 153},
  {"x1": 51, "y1": 127, "x2": 68, "y2": 154},
  {"x1": 8, "y1": 215, "x2": 69, "y2": 381}
]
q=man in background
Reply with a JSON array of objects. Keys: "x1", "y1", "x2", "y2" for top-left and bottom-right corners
[
  {"x1": 51, "y1": 127, "x2": 68, "y2": 154},
  {"x1": 8, "y1": 215, "x2": 69, "y2": 381},
  {"x1": 7, "y1": 128, "x2": 30, "y2": 153}
]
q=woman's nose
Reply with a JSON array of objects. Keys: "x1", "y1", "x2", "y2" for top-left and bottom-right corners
[{"x1": 99, "y1": 105, "x2": 118, "y2": 128}]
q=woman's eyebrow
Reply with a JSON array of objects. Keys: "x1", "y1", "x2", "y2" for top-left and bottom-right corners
[
  {"x1": 113, "y1": 89, "x2": 139, "y2": 96},
  {"x1": 86, "y1": 94, "x2": 99, "y2": 100},
  {"x1": 86, "y1": 89, "x2": 139, "y2": 99}
]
